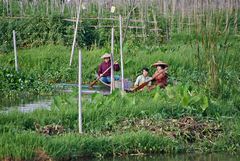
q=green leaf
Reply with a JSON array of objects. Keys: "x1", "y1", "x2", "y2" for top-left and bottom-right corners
[
  {"x1": 153, "y1": 92, "x2": 160, "y2": 102},
  {"x1": 181, "y1": 94, "x2": 190, "y2": 107},
  {"x1": 201, "y1": 96, "x2": 209, "y2": 111}
]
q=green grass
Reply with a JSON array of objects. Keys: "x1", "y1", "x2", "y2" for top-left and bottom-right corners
[
  {"x1": 0, "y1": 33, "x2": 240, "y2": 160},
  {"x1": 1, "y1": 34, "x2": 239, "y2": 99},
  {"x1": 0, "y1": 90, "x2": 240, "y2": 160}
]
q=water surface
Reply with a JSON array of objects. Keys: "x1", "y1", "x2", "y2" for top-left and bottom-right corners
[
  {"x1": 85, "y1": 153, "x2": 240, "y2": 161},
  {"x1": 0, "y1": 84, "x2": 110, "y2": 113}
]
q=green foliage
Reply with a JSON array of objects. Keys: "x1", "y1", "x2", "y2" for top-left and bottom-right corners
[
  {"x1": 0, "y1": 15, "x2": 114, "y2": 53},
  {"x1": 0, "y1": 2, "x2": 240, "y2": 160},
  {"x1": 0, "y1": 66, "x2": 52, "y2": 96},
  {"x1": 0, "y1": 90, "x2": 240, "y2": 160}
]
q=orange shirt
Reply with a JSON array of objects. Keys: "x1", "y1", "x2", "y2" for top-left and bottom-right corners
[{"x1": 153, "y1": 70, "x2": 168, "y2": 88}]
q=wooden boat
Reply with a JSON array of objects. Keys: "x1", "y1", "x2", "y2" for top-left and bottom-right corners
[{"x1": 99, "y1": 78, "x2": 133, "y2": 91}]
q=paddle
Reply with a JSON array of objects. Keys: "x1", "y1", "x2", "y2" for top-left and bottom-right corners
[
  {"x1": 130, "y1": 68, "x2": 167, "y2": 92},
  {"x1": 89, "y1": 59, "x2": 119, "y2": 88}
]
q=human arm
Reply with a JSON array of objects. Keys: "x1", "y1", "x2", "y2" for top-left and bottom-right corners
[
  {"x1": 134, "y1": 76, "x2": 141, "y2": 87},
  {"x1": 113, "y1": 61, "x2": 120, "y2": 71},
  {"x1": 152, "y1": 69, "x2": 166, "y2": 79}
]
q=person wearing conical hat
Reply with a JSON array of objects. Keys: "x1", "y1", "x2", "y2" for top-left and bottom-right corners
[
  {"x1": 150, "y1": 61, "x2": 168, "y2": 89},
  {"x1": 98, "y1": 53, "x2": 120, "y2": 84}
]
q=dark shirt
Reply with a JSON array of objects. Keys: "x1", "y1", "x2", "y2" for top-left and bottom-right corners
[{"x1": 98, "y1": 61, "x2": 120, "y2": 77}]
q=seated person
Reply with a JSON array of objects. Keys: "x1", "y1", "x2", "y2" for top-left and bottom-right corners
[
  {"x1": 151, "y1": 61, "x2": 168, "y2": 89},
  {"x1": 98, "y1": 53, "x2": 120, "y2": 84},
  {"x1": 134, "y1": 67, "x2": 152, "y2": 88}
]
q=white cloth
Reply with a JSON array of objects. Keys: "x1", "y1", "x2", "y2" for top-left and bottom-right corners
[{"x1": 134, "y1": 75, "x2": 152, "y2": 87}]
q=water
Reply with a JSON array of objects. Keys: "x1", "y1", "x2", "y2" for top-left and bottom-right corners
[
  {"x1": 85, "y1": 153, "x2": 240, "y2": 161},
  {"x1": 0, "y1": 84, "x2": 110, "y2": 113},
  {"x1": 1, "y1": 86, "x2": 239, "y2": 160},
  {"x1": 0, "y1": 94, "x2": 53, "y2": 112}
]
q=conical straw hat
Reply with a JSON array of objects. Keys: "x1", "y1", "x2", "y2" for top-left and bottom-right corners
[
  {"x1": 152, "y1": 61, "x2": 168, "y2": 68},
  {"x1": 101, "y1": 53, "x2": 111, "y2": 59}
]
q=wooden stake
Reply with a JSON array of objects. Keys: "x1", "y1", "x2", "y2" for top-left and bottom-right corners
[
  {"x1": 13, "y1": 30, "x2": 18, "y2": 72},
  {"x1": 234, "y1": 0, "x2": 238, "y2": 33},
  {"x1": 46, "y1": 0, "x2": 49, "y2": 15},
  {"x1": 69, "y1": 0, "x2": 82, "y2": 66},
  {"x1": 78, "y1": 49, "x2": 83, "y2": 134},
  {"x1": 119, "y1": 15, "x2": 124, "y2": 92},
  {"x1": 110, "y1": 27, "x2": 115, "y2": 93}
]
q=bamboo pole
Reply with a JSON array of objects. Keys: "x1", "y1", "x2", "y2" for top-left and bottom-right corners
[
  {"x1": 97, "y1": 1, "x2": 101, "y2": 28},
  {"x1": 119, "y1": 15, "x2": 124, "y2": 92},
  {"x1": 152, "y1": 8, "x2": 159, "y2": 37},
  {"x1": 110, "y1": 27, "x2": 115, "y2": 93},
  {"x1": 234, "y1": 0, "x2": 238, "y2": 33},
  {"x1": 224, "y1": 0, "x2": 230, "y2": 33},
  {"x1": 69, "y1": 0, "x2": 82, "y2": 66},
  {"x1": 78, "y1": 49, "x2": 83, "y2": 134},
  {"x1": 122, "y1": 0, "x2": 137, "y2": 43},
  {"x1": 46, "y1": 0, "x2": 49, "y2": 15},
  {"x1": 9, "y1": 0, "x2": 12, "y2": 17},
  {"x1": 163, "y1": 0, "x2": 167, "y2": 15},
  {"x1": 140, "y1": 0, "x2": 146, "y2": 42},
  {"x1": 6, "y1": 0, "x2": 9, "y2": 16},
  {"x1": 19, "y1": 0, "x2": 24, "y2": 16},
  {"x1": 181, "y1": 0, "x2": 185, "y2": 32},
  {"x1": 172, "y1": 0, "x2": 176, "y2": 15},
  {"x1": 13, "y1": 30, "x2": 18, "y2": 72},
  {"x1": 61, "y1": 0, "x2": 65, "y2": 15}
]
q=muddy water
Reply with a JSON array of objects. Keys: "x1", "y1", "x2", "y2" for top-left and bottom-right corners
[
  {"x1": 86, "y1": 153, "x2": 240, "y2": 161},
  {"x1": 0, "y1": 94, "x2": 53, "y2": 112},
  {"x1": 0, "y1": 84, "x2": 110, "y2": 113}
]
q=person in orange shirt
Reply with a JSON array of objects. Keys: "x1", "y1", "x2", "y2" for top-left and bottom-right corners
[{"x1": 150, "y1": 61, "x2": 168, "y2": 89}]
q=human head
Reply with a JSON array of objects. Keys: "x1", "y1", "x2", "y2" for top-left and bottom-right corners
[
  {"x1": 142, "y1": 67, "x2": 149, "y2": 77},
  {"x1": 156, "y1": 65, "x2": 164, "y2": 71},
  {"x1": 101, "y1": 53, "x2": 111, "y2": 63},
  {"x1": 104, "y1": 57, "x2": 110, "y2": 63},
  {"x1": 152, "y1": 61, "x2": 168, "y2": 71}
]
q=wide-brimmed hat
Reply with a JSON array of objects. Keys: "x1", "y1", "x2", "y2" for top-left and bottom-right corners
[
  {"x1": 152, "y1": 61, "x2": 168, "y2": 68},
  {"x1": 101, "y1": 53, "x2": 111, "y2": 59}
]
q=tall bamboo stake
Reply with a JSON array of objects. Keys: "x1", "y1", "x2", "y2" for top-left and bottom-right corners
[
  {"x1": 9, "y1": 0, "x2": 12, "y2": 16},
  {"x1": 140, "y1": 0, "x2": 146, "y2": 42},
  {"x1": 19, "y1": 0, "x2": 24, "y2": 16},
  {"x1": 78, "y1": 49, "x2": 83, "y2": 134},
  {"x1": 152, "y1": 8, "x2": 159, "y2": 37},
  {"x1": 110, "y1": 27, "x2": 115, "y2": 93},
  {"x1": 181, "y1": 0, "x2": 185, "y2": 32},
  {"x1": 163, "y1": 0, "x2": 167, "y2": 15},
  {"x1": 224, "y1": 0, "x2": 230, "y2": 32},
  {"x1": 13, "y1": 30, "x2": 18, "y2": 72},
  {"x1": 97, "y1": 1, "x2": 101, "y2": 28},
  {"x1": 69, "y1": 0, "x2": 82, "y2": 66},
  {"x1": 6, "y1": 0, "x2": 9, "y2": 16},
  {"x1": 119, "y1": 15, "x2": 124, "y2": 92},
  {"x1": 234, "y1": 0, "x2": 238, "y2": 33},
  {"x1": 46, "y1": 0, "x2": 49, "y2": 15}
]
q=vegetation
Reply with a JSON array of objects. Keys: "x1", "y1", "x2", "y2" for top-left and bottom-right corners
[
  {"x1": 0, "y1": 0, "x2": 240, "y2": 160},
  {"x1": 0, "y1": 89, "x2": 240, "y2": 160},
  {"x1": 0, "y1": 35, "x2": 240, "y2": 159}
]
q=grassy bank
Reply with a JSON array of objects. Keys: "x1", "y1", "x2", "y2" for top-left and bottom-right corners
[
  {"x1": 0, "y1": 91, "x2": 240, "y2": 160},
  {"x1": 1, "y1": 34, "x2": 239, "y2": 97},
  {"x1": 0, "y1": 33, "x2": 240, "y2": 160}
]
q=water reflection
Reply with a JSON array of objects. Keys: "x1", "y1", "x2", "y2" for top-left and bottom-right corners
[
  {"x1": 85, "y1": 153, "x2": 240, "y2": 161},
  {"x1": 0, "y1": 84, "x2": 110, "y2": 112}
]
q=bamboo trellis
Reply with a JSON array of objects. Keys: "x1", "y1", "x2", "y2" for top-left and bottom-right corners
[{"x1": 1, "y1": 0, "x2": 239, "y2": 39}]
